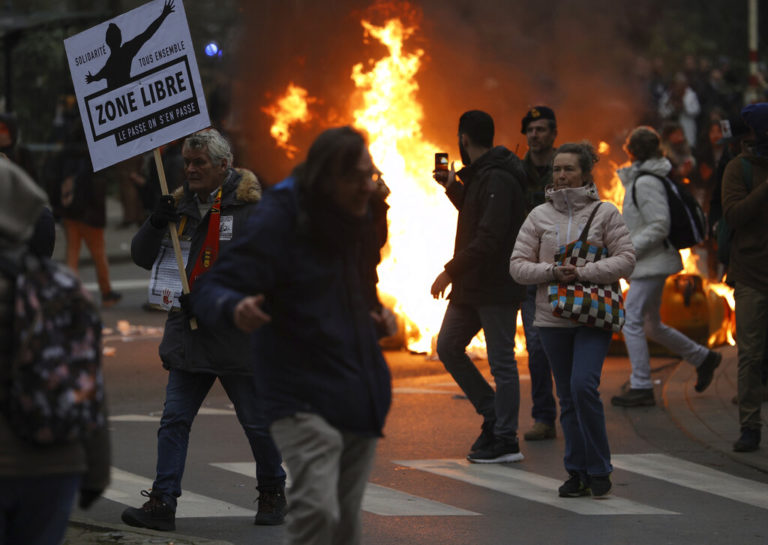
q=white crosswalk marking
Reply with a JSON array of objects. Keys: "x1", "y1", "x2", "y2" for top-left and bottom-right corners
[
  {"x1": 211, "y1": 462, "x2": 478, "y2": 516},
  {"x1": 83, "y1": 279, "x2": 149, "y2": 292},
  {"x1": 110, "y1": 408, "x2": 236, "y2": 423},
  {"x1": 395, "y1": 459, "x2": 678, "y2": 516},
  {"x1": 612, "y1": 453, "x2": 768, "y2": 510},
  {"x1": 106, "y1": 468, "x2": 254, "y2": 518}
]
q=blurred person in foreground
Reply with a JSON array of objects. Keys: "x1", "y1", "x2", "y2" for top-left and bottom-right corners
[
  {"x1": 122, "y1": 129, "x2": 287, "y2": 531},
  {"x1": 611, "y1": 127, "x2": 721, "y2": 409},
  {"x1": 721, "y1": 103, "x2": 768, "y2": 452},
  {"x1": 432, "y1": 110, "x2": 528, "y2": 463},
  {"x1": 0, "y1": 157, "x2": 110, "y2": 545},
  {"x1": 518, "y1": 105, "x2": 559, "y2": 442},
  {"x1": 191, "y1": 126, "x2": 393, "y2": 545},
  {"x1": 510, "y1": 142, "x2": 635, "y2": 497}
]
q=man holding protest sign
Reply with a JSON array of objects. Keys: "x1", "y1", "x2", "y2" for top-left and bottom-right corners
[{"x1": 122, "y1": 129, "x2": 287, "y2": 531}]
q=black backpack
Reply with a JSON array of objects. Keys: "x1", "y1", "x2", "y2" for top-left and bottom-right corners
[
  {"x1": 631, "y1": 171, "x2": 706, "y2": 250},
  {"x1": 0, "y1": 250, "x2": 105, "y2": 446}
]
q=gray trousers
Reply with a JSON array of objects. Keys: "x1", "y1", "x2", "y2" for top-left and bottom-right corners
[
  {"x1": 271, "y1": 413, "x2": 378, "y2": 545},
  {"x1": 734, "y1": 283, "x2": 768, "y2": 430}
]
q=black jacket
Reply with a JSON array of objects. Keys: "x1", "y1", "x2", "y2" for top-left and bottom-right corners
[
  {"x1": 131, "y1": 168, "x2": 262, "y2": 375},
  {"x1": 190, "y1": 177, "x2": 392, "y2": 436},
  {"x1": 444, "y1": 146, "x2": 527, "y2": 305}
]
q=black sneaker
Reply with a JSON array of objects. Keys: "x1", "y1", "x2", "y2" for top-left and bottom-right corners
[
  {"x1": 121, "y1": 489, "x2": 175, "y2": 531},
  {"x1": 253, "y1": 487, "x2": 287, "y2": 526},
  {"x1": 733, "y1": 428, "x2": 761, "y2": 452},
  {"x1": 467, "y1": 436, "x2": 524, "y2": 464},
  {"x1": 558, "y1": 473, "x2": 590, "y2": 498},
  {"x1": 589, "y1": 475, "x2": 612, "y2": 497},
  {"x1": 470, "y1": 420, "x2": 496, "y2": 453},
  {"x1": 611, "y1": 388, "x2": 655, "y2": 407},
  {"x1": 695, "y1": 350, "x2": 722, "y2": 392}
]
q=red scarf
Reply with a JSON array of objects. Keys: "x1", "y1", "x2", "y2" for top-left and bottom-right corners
[{"x1": 189, "y1": 186, "x2": 222, "y2": 287}]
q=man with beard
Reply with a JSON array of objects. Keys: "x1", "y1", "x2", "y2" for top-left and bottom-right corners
[
  {"x1": 432, "y1": 110, "x2": 527, "y2": 463},
  {"x1": 518, "y1": 106, "x2": 558, "y2": 442}
]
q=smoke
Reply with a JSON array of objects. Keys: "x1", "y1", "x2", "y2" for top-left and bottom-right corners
[{"x1": 233, "y1": 0, "x2": 650, "y2": 184}]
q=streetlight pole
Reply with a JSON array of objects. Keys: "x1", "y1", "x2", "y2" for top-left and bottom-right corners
[{"x1": 745, "y1": 0, "x2": 761, "y2": 104}]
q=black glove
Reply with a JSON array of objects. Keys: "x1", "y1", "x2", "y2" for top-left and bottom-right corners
[
  {"x1": 78, "y1": 488, "x2": 102, "y2": 510},
  {"x1": 178, "y1": 292, "x2": 194, "y2": 320},
  {"x1": 149, "y1": 195, "x2": 180, "y2": 229}
]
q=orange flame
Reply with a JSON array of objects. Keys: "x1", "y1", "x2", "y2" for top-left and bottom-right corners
[
  {"x1": 598, "y1": 141, "x2": 610, "y2": 154},
  {"x1": 350, "y1": 17, "x2": 454, "y2": 353},
  {"x1": 262, "y1": 83, "x2": 317, "y2": 159}
]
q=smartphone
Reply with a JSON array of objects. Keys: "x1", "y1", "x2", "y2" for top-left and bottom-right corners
[{"x1": 435, "y1": 152, "x2": 449, "y2": 171}]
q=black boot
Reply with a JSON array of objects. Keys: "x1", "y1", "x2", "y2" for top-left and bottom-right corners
[
  {"x1": 121, "y1": 489, "x2": 175, "y2": 531},
  {"x1": 254, "y1": 486, "x2": 287, "y2": 526}
]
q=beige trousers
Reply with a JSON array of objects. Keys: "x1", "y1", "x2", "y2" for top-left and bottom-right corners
[{"x1": 270, "y1": 412, "x2": 378, "y2": 545}]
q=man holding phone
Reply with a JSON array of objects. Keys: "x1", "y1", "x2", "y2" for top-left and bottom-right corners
[{"x1": 431, "y1": 110, "x2": 528, "y2": 463}]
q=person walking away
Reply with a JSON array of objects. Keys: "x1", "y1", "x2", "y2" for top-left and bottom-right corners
[
  {"x1": 0, "y1": 157, "x2": 111, "y2": 545},
  {"x1": 611, "y1": 126, "x2": 721, "y2": 408},
  {"x1": 510, "y1": 141, "x2": 636, "y2": 497},
  {"x1": 121, "y1": 129, "x2": 287, "y2": 531},
  {"x1": 431, "y1": 110, "x2": 527, "y2": 463},
  {"x1": 721, "y1": 103, "x2": 768, "y2": 452},
  {"x1": 190, "y1": 126, "x2": 393, "y2": 545},
  {"x1": 519, "y1": 105, "x2": 559, "y2": 441}
]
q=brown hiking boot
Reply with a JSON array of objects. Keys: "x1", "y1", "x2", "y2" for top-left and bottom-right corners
[{"x1": 523, "y1": 422, "x2": 556, "y2": 441}]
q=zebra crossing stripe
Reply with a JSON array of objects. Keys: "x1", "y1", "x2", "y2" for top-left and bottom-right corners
[
  {"x1": 106, "y1": 468, "x2": 254, "y2": 518},
  {"x1": 110, "y1": 408, "x2": 237, "y2": 423},
  {"x1": 211, "y1": 462, "x2": 478, "y2": 517},
  {"x1": 612, "y1": 453, "x2": 768, "y2": 510},
  {"x1": 395, "y1": 459, "x2": 678, "y2": 516}
]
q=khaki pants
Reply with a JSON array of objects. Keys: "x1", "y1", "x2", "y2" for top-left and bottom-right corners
[
  {"x1": 734, "y1": 282, "x2": 768, "y2": 430},
  {"x1": 271, "y1": 413, "x2": 377, "y2": 545}
]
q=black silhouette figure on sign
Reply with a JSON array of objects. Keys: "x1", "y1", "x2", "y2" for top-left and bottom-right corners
[{"x1": 85, "y1": 0, "x2": 175, "y2": 90}]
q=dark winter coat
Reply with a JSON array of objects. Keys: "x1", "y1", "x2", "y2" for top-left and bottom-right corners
[
  {"x1": 190, "y1": 177, "x2": 392, "y2": 437},
  {"x1": 444, "y1": 146, "x2": 527, "y2": 305},
  {"x1": 131, "y1": 168, "x2": 262, "y2": 375},
  {"x1": 722, "y1": 151, "x2": 768, "y2": 293}
]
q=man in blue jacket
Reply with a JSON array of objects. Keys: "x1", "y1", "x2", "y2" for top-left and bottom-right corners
[
  {"x1": 191, "y1": 126, "x2": 393, "y2": 545},
  {"x1": 121, "y1": 129, "x2": 286, "y2": 531},
  {"x1": 432, "y1": 110, "x2": 528, "y2": 464}
]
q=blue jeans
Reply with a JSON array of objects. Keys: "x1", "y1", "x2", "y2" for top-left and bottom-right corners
[
  {"x1": 0, "y1": 474, "x2": 80, "y2": 545},
  {"x1": 154, "y1": 369, "x2": 286, "y2": 508},
  {"x1": 436, "y1": 302, "x2": 520, "y2": 439},
  {"x1": 539, "y1": 326, "x2": 612, "y2": 477},
  {"x1": 521, "y1": 285, "x2": 557, "y2": 425}
]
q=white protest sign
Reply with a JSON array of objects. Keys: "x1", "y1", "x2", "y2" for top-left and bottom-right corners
[{"x1": 64, "y1": 0, "x2": 209, "y2": 171}]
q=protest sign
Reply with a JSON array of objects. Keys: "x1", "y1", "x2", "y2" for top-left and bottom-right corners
[{"x1": 64, "y1": 0, "x2": 209, "y2": 172}]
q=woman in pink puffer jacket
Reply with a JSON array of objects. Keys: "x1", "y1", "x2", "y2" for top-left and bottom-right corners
[{"x1": 510, "y1": 142, "x2": 635, "y2": 499}]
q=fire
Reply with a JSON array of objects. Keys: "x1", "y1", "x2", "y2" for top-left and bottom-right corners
[
  {"x1": 349, "y1": 17, "x2": 457, "y2": 353},
  {"x1": 262, "y1": 83, "x2": 316, "y2": 159},
  {"x1": 598, "y1": 141, "x2": 610, "y2": 154}
]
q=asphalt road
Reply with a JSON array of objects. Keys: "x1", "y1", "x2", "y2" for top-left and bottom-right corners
[{"x1": 66, "y1": 259, "x2": 768, "y2": 545}]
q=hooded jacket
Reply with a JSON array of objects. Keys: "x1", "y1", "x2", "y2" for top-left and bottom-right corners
[
  {"x1": 509, "y1": 183, "x2": 636, "y2": 328},
  {"x1": 190, "y1": 177, "x2": 392, "y2": 436},
  {"x1": 444, "y1": 146, "x2": 527, "y2": 305},
  {"x1": 0, "y1": 158, "x2": 111, "y2": 495},
  {"x1": 721, "y1": 150, "x2": 768, "y2": 293},
  {"x1": 131, "y1": 168, "x2": 262, "y2": 375},
  {"x1": 617, "y1": 157, "x2": 683, "y2": 279}
]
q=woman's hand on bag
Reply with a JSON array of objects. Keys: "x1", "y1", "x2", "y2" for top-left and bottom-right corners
[{"x1": 554, "y1": 265, "x2": 577, "y2": 283}]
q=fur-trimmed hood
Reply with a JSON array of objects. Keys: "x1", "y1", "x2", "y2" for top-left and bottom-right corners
[{"x1": 171, "y1": 168, "x2": 262, "y2": 205}]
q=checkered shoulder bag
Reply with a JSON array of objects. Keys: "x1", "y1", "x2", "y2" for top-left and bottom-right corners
[{"x1": 547, "y1": 202, "x2": 625, "y2": 333}]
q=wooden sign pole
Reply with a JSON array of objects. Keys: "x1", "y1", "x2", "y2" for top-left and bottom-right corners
[{"x1": 153, "y1": 147, "x2": 197, "y2": 330}]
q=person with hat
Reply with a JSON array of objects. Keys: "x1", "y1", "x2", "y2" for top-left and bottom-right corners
[
  {"x1": 721, "y1": 103, "x2": 768, "y2": 452},
  {"x1": 518, "y1": 105, "x2": 559, "y2": 441}
]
